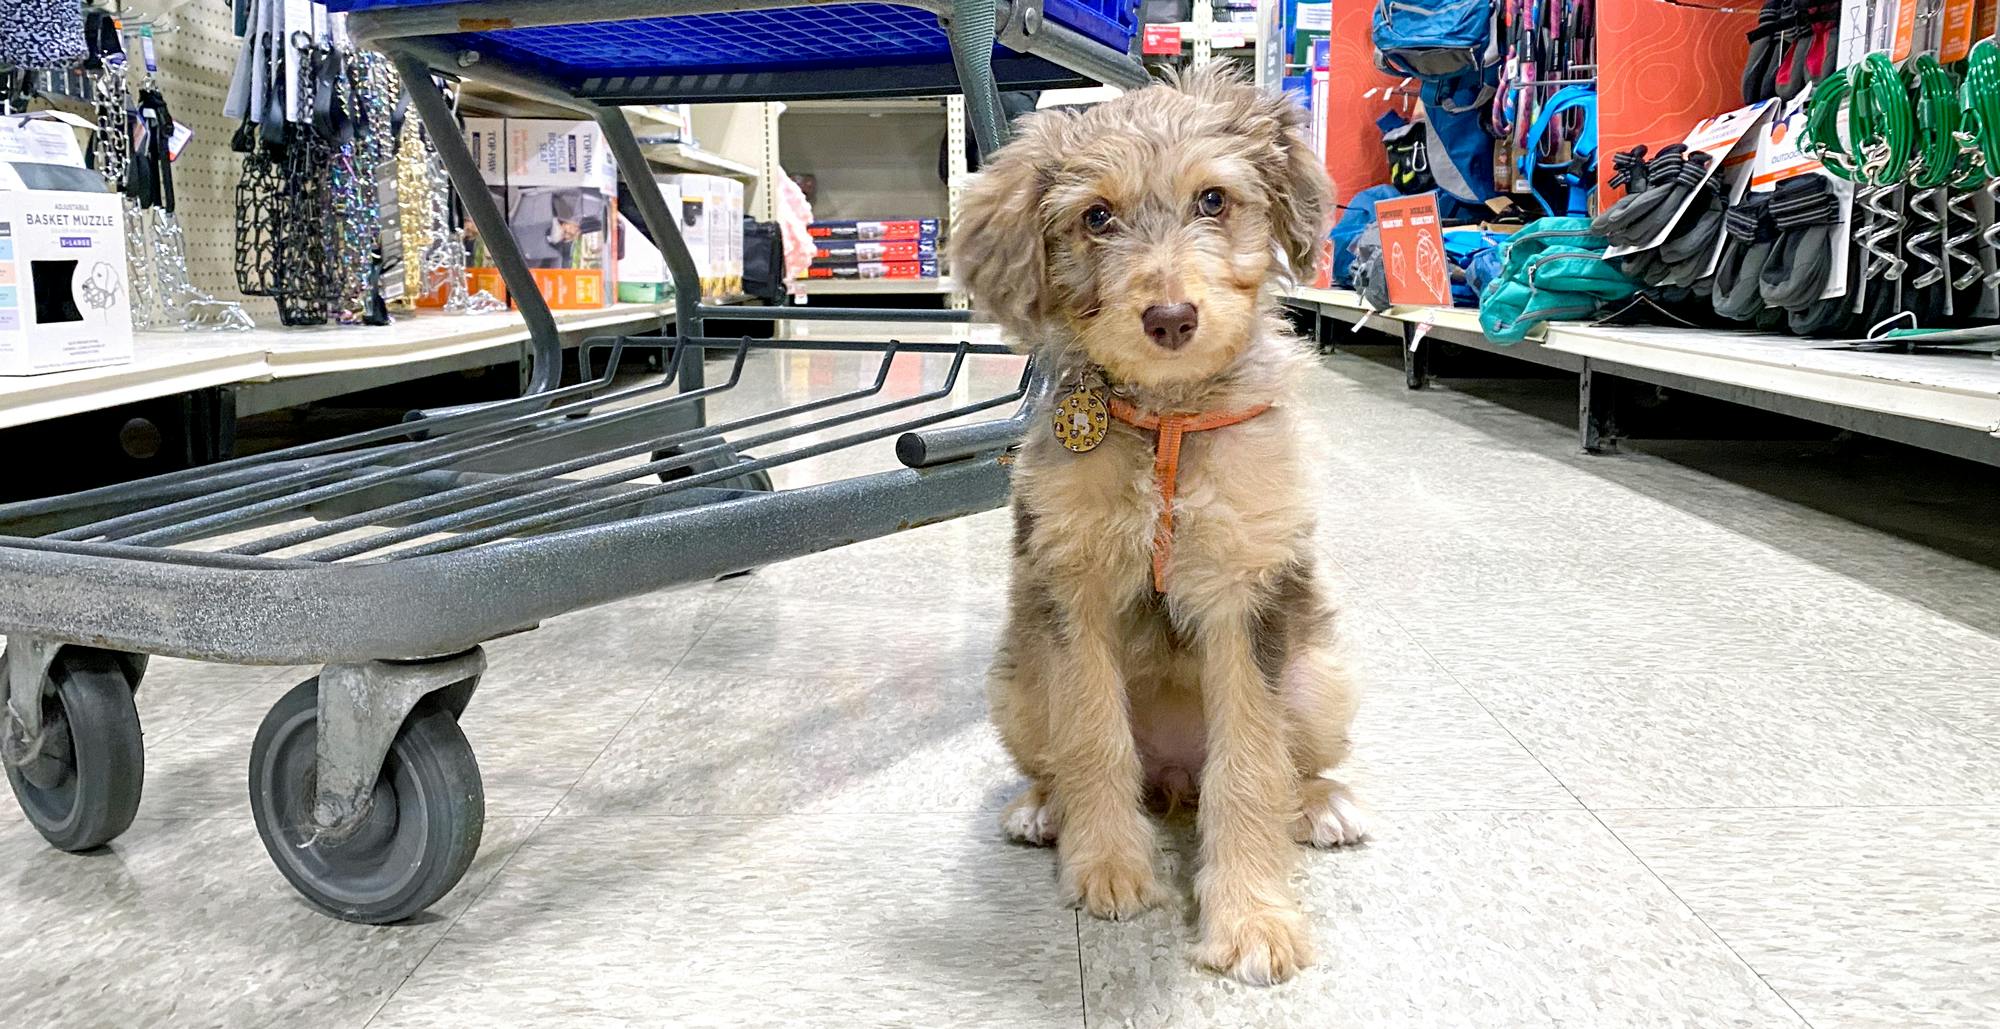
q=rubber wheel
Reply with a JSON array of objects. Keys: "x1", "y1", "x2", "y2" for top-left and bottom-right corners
[
  {"x1": 652, "y1": 441, "x2": 775, "y2": 493},
  {"x1": 4, "y1": 650, "x2": 144, "y2": 852},
  {"x1": 248, "y1": 677, "x2": 483, "y2": 924}
]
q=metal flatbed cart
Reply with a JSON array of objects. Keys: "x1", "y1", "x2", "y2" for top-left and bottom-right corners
[{"x1": 0, "y1": 0, "x2": 1146, "y2": 922}]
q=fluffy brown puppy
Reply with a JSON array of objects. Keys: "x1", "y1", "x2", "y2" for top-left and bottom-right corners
[{"x1": 952, "y1": 69, "x2": 1366, "y2": 986}]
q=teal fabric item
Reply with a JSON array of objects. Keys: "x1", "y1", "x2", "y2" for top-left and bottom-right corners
[{"x1": 1477, "y1": 218, "x2": 1642, "y2": 343}]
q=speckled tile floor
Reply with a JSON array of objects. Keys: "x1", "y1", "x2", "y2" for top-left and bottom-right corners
[{"x1": 6, "y1": 331, "x2": 2000, "y2": 1028}]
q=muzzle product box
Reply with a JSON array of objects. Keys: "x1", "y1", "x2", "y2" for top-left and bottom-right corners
[{"x1": 0, "y1": 118, "x2": 133, "y2": 376}]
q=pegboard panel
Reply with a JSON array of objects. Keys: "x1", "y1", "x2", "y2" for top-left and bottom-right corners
[{"x1": 148, "y1": 0, "x2": 278, "y2": 322}]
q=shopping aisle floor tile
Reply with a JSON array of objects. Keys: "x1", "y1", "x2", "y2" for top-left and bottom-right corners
[
  {"x1": 1605, "y1": 807, "x2": 2000, "y2": 1028},
  {"x1": 1080, "y1": 812, "x2": 1804, "y2": 1028},
  {"x1": 365, "y1": 813, "x2": 1084, "y2": 1029},
  {"x1": 0, "y1": 816, "x2": 539, "y2": 1028},
  {"x1": 1458, "y1": 670, "x2": 2000, "y2": 809}
]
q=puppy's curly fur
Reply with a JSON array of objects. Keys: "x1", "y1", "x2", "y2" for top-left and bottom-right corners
[{"x1": 953, "y1": 70, "x2": 1364, "y2": 986}]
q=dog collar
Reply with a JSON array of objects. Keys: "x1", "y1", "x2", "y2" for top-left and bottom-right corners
[{"x1": 1107, "y1": 397, "x2": 1273, "y2": 593}]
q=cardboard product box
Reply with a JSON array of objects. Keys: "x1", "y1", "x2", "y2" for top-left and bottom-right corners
[
  {"x1": 615, "y1": 181, "x2": 681, "y2": 304},
  {"x1": 506, "y1": 184, "x2": 616, "y2": 309},
  {"x1": 463, "y1": 117, "x2": 507, "y2": 187},
  {"x1": 505, "y1": 119, "x2": 617, "y2": 191},
  {"x1": 804, "y1": 259, "x2": 940, "y2": 280},
  {"x1": 0, "y1": 122, "x2": 132, "y2": 376},
  {"x1": 667, "y1": 174, "x2": 719, "y2": 301},
  {"x1": 808, "y1": 218, "x2": 941, "y2": 241},
  {"x1": 723, "y1": 177, "x2": 744, "y2": 297},
  {"x1": 812, "y1": 238, "x2": 938, "y2": 263}
]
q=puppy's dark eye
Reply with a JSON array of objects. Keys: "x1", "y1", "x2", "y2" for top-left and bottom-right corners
[
  {"x1": 1196, "y1": 188, "x2": 1227, "y2": 218},
  {"x1": 1083, "y1": 204, "x2": 1114, "y2": 234}
]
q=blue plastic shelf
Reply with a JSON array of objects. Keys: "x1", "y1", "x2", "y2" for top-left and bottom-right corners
[{"x1": 326, "y1": 0, "x2": 1139, "y2": 79}]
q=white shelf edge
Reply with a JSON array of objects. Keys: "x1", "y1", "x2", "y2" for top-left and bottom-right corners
[
  {"x1": 794, "y1": 276, "x2": 957, "y2": 296},
  {"x1": 638, "y1": 141, "x2": 760, "y2": 182},
  {"x1": 784, "y1": 98, "x2": 947, "y2": 115}
]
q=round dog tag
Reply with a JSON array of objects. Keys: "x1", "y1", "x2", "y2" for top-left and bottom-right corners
[{"x1": 1052, "y1": 386, "x2": 1110, "y2": 453}]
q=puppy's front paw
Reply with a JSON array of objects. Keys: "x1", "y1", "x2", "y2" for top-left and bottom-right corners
[
  {"x1": 1064, "y1": 855, "x2": 1163, "y2": 920},
  {"x1": 1293, "y1": 778, "x2": 1371, "y2": 848},
  {"x1": 1195, "y1": 905, "x2": 1314, "y2": 985}
]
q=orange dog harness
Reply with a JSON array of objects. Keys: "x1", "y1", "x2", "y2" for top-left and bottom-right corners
[{"x1": 1108, "y1": 398, "x2": 1273, "y2": 592}]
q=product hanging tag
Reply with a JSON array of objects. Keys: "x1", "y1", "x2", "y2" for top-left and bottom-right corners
[
  {"x1": 1941, "y1": 0, "x2": 1975, "y2": 61},
  {"x1": 1052, "y1": 385, "x2": 1110, "y2": 453},
  {"x1": 167, "y1": 120, "x2": 193, "y2": 161},
  {"x1": 140, "y1": 25, "x2": 157, "y2": 73}
]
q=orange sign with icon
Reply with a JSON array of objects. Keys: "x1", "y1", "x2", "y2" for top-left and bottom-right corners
[{"x1": 1373, "y1": 193, "x2": 1450, "y2": 308}]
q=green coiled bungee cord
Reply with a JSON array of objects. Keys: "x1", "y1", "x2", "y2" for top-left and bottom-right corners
[
  {"x1": 1960, "y1": 39, "x2": 2000, "y2": 177},
  {"x1": 1907, "y1": 52, "x2": 1963, "y2": 189},
  {"x1": 1804, "y1": 51, "x2": 1914, "y2": 185}
]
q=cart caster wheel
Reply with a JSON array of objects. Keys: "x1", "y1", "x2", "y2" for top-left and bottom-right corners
[
  {"x1": 4, "y1": 650, "x2": 145, "y2": 852},
  {"x1": 652, "y1": 440, "x2": 774, "y2": 493},
  {"x1": 248, "y1": 677, "x2": 483, "y2": 924}
]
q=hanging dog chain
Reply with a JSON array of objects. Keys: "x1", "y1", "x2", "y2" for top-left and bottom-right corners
[
  {"x1": 275, "y1": 34, "x2": 334, "y2": 327},
  {"x1": 119, "y1": 83, "x2": 254, "y2": 332},
  {"x1": 396, "y1": 116, "x2": 433, "y2": 307},
  {"x1": 329, "y1": 47, "x2": 375, "y2": 323}
]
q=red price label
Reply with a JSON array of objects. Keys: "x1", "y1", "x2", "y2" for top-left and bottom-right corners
[{"x1": 1141, "y1": 24, "x2": 1182, "y2": 54}]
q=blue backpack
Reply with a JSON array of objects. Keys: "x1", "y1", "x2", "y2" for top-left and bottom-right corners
[
  {"x1": 1372, "y1": 0, "x2": 1499, "y2": 80},
  {"x1": 1372, "y1": 0, "x2": 1500, "y2": 203}
]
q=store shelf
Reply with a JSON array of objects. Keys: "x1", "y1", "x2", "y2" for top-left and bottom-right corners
[
  {"x1": 638, "y1": 141, "x2": 760, "y2": 183},
  {"x1": 0, "y1": 303, "x2": 676, "y2": 430},
  {"x1": 795, "y1": 277, "x2": 958, "y2": 297},
  {"x1": 784, "y1": 98, "x2": 947, "y2": 115},
  {"x1": 1281, "y1": 286, "x2": 2000, "y2": 467}
]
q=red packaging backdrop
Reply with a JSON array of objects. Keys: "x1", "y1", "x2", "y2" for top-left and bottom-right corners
[
  {"x1": 1324, "y1": 0, "x2": 1405, "y2": 208},
  {"x1": 1595, "y1": 0, "x2": 1756, "y2": 200}
]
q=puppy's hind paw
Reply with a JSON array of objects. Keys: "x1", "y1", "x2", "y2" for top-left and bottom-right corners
[
  {"x1": 1195, "y1": 906, "x2": 1314, "y2": 985},
  {"x1": 1293, "y1": 778, "x2": 1371, "y2": 848},
  {"x1": 999, "y1": 784, "x2": 1059, "y2": 846}
]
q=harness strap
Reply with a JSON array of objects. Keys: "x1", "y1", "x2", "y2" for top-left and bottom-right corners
[{"x1": 1108, "y1": 398, "x2": 1273, "y2": 593}]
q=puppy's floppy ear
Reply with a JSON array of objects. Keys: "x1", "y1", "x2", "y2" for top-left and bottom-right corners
[
  {"x1": 950, "y1": 111, "x2": 1065, "y2": 343},
  {"x1": 1259, "y1": 93, "x2": 1334, "y2": 280},
  {"x1": 1187, "y1": 67, "x2": 1332, "y2": 279}
]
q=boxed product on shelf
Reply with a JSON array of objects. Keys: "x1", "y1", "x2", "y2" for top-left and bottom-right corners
[
  {"x1": 445, "y1": 117, "x2": 622, "y2": 310},
  {"x1": 506, "y1": 118, "x2": 618, "y2": 309},
  {"x1": 668, "y1": 173, "x2": 720, "y2": 301},
  {"x1": 505, "y1": 118, "x2": 617, "y2": 191},
  {"x1": 812, "y1": 238, "x2": 938, "y2": 263},
  {"x1": 805, "y1": 259, "x2": 940, "y2": 280},
  {"x1": 506, "y1": 182, "x2": 617, "y2": 309},
  {"x1": 463, "y1": 117, "x2": 506, "y2": 186},
  {"x1": 616, "y1": 183, "x2": 679, "y2": 303},
  {"x1": 723, "y1": 176, "x2": 744, "y2": 297},
  {"x1": 0, "y1": 123, "x2": 132, "y2": 375},
  {"x1": 808, "y1": 218, "x2": 941, "y2": 241}
]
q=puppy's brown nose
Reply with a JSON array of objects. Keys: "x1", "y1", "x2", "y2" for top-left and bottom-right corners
[{"x1": 1142, "y1": 303, "x2": 1199, "y2": 350}]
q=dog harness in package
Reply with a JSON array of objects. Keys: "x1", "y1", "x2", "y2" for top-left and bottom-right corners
[{"x1": 0, "y1": 115, "x2": 134, "y2": 376}]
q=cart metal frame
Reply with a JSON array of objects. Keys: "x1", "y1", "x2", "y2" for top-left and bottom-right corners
[{"x1": 0, "y1": 0, "x2": 1146, "y2": 922}]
